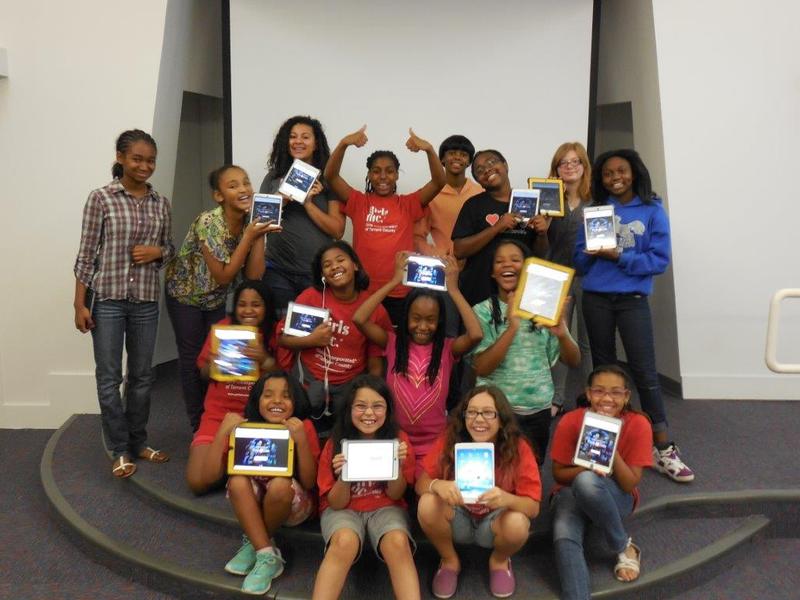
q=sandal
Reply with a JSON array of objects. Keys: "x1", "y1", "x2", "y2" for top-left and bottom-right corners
[
  {"x1": 614, "y1": 538, "x2": 641, "y2": 582},
  {"x1": 137, "y1": 447, "x2": 170, "y2": 464},
  {"x1": 112, "y1": 455, "x2": 137, "y2": 479}
]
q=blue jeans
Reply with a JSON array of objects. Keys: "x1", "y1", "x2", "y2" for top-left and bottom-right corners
[
  {"x1": 552, "y1": 471, "x2": 634, "y2": 600},
  {"x1": 581, "y1": 291, "x2": 667, "y2": 432},
  {"x1": 91, "y1": 300, "x2": 159, "y2": 458},
  {"x1": 165, "y1": 294, "x2": 226, "y2": 430},
  {"x1": 262, "y1": 265, "x2": 312, "y2": 317}
]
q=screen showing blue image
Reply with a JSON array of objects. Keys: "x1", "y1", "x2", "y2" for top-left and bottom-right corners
[
  {"x1": 214, "y1": 339, "x2": 256, "y2": 377},
  {"x1": 406, "y1": 258, "x2": 445, "y2": 289},
  {"x1": 532, "y1": 182, "x2": 561, "y2": 213},
  {"x1": 455, "y1": 446, "x2": 494, "y2": 497},
  {"x1": 289, "y1": 310, "x2": 325, "y2": 334},
  {"x1": 576, "y1": 427, "x2": 617, "y2": 468},
  {"x1": 252, "y1": 195, "x2": 281, "y2": 223},
  {"x1": 285, "y1": 166, "x2": 315, "y2": 192}
]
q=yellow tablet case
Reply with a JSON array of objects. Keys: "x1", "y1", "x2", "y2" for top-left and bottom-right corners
[
  {"x1": 512, "y1": 257, "x2": 574, "y2": 327},
  {"x1": 527, "y1": 177, "x2": 565, "y2": 217},
  {"x1": 227, "y1": 422, "x2": 295, "y2": 477},
  {"x1": 209, "y1": 325, "x2": 260, "y2": 382}
]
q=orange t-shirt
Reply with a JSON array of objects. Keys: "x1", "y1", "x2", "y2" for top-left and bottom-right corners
[{"x1": 414, "y1": 179, "x2": 484, "y2": 259}]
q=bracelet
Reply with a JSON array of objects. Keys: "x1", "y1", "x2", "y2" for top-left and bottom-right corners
[{"x1": 428, "y1": 478, "x2": 439, "y2": 494}]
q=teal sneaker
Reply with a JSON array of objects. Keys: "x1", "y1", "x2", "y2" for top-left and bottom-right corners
[
  {"x1": 224, "y1": 536, "x2": 256, "y2": 575},
  {"x1": 241, "y1": 550, "x2": 285, "y2": 595}
]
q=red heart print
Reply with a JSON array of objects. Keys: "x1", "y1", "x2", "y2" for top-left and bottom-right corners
[{"x1": 485, "y1": 213, "x2": 500, "y2": 226}]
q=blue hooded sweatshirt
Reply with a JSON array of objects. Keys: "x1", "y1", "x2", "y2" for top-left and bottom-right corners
[{"x1": 574, "y1": 195, "x2": 670, "y2": 295}]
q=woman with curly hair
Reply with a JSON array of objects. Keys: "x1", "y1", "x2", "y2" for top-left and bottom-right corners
[{"x1": 415, "y1": 386, "x2": 541, "y2": 599}]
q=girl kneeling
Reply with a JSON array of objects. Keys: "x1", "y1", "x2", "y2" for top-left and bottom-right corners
[{"x1": 416, "y1": 386, "x2": 541, "y2": 599}]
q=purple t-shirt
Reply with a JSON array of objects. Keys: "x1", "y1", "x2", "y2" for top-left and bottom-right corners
[{"x1": 385, "y1": 332, "x2": 455, "y2": 468}]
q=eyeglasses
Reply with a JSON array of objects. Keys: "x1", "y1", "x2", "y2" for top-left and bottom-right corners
[
  {"x1": 558, "y1": 158, "x2": 582, "y2": 169},
  {"x1": 352, "y1": 403, "x2": 387, "y2": 415},
  {"x1": 588, "y1": 387, "x2": 627, "y2": 400},
  {"x1": 464, "y1": 409, "x2": 498, "y2": 421},
  {"x1": 473, "y1": 157, "x2": 501, "y2": 178}
]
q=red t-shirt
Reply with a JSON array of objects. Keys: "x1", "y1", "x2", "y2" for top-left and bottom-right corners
[
  {"x1": 196, "y1": 317, "x2": 278, "y2": 420},
  {"x1": 343, "y1": 190, "x2": 425, "y2": 297},
  {"x1": 550, "y1": 408, "x2": 653, "y2": 508},
  {"x1": 281, "y1": 287, "x2": 392, "y2": 385},
  {"x1": 317, "y1": 430, "x2": 416, "y2": 513},
  {"x1": 421, "y1": 434, "x2": 542, "y2": 517}
]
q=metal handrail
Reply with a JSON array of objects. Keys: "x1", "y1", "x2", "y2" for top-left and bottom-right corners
[{"x1": 765, "y1": 288, "x2": 800, "y2": 373}]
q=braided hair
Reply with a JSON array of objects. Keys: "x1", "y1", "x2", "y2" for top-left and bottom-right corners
[
  {"x1": 489, "y1": 239, "x2": 533, "y2": 332},
  {"x1": 393, "y1": 289, "x2": 446, "y2": 385},
  {"x1": 112, "y1": 129, "x2": 157, "y2": 179},
  {"x1": 365, "y1": 150, "x2": 400, "y2": 194}
]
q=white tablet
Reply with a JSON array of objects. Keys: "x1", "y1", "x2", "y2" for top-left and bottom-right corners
[
  {"x1": 509, "y1": 189, "x2": 540, "y2": 222},
  {"x1": 454, "y1": 442, "x2": 495, "y2": 503},
  {"x1": 278, "y1": 159, "x2": 320, "y2": 203},
  {"x1": 250, "y1": 193, "x2": 283, "y2": 226},
  {"x1": 341, "y1": 439, "x2": 399, "y2": 482},
  {"x1": 284, "y1": 302, "x2": 329, "y2": 337},
  {"x1": 573, "y1": 411, "x2": 622, "y2": 475},
  {"x1": 584, "y1": 205, "x2": 617, "y2": 251},
  {"x1": 227, "y1": 423, "x2": 294, "y2": 477},
  {"x1": 403, "y1": 255, "x2": 446, "y2": 291}
]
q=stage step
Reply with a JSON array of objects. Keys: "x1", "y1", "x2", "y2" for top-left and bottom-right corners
[{"x1": 41, "y1": 414, "x2": 786, "y2": 599}]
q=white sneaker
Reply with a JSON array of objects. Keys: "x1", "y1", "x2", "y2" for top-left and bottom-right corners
[{"x1": 652, "y1": 443, "x2": 695, "y2": 482}]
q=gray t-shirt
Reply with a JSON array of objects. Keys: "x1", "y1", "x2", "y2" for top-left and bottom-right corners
[{"x1": 259, "y1": 173, "x2": 336, "y2": 274}]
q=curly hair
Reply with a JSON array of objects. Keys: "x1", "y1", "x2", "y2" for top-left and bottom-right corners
[
  {"x1": 592, "y1": 149, "x2": 656, "y2": 205},
  {"x1": 548, "y1": 142, "x2": 591, "y2": 202},
  {"x1": 437, "y1": 385, "x2": 530, "y2": 487},
  {"x1": 266, "y1": 115, "x2": 331, "y2": 177}
]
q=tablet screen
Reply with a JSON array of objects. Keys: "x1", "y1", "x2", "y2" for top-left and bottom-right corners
[
  {"x1": 510, "y1": 189, "x2": 539, "y2": 220},
  {"x1": 284, "y1": 164, "x2": 315, "y2": 193},
  {"x1": 285, "y1": 302, "x2": 328, "y2": 337},
  {"x1": 574, "y1": 413, "x2": 622, "y2": 473},
  {"x1": 455, "y1": 443, "x2": 494, "y2": 500},
  {"x1": 518, "y1": 263, "x2": 569, "y2": 321},
  {"x1": 252, "y1": 194, "x2": 282, "y2": 224},
  {"x1": 405, "y1": 256, "x2": 446, "y2": 290},
  {"x1": 230, "y1": 426, "x2": 291, "y2": 475},
  {"x1": 342, "y1": 440, "x2": 397, "y2": 481},
  {"x1": 532, "y1": 181, "x2": 561, "y2": 213}
]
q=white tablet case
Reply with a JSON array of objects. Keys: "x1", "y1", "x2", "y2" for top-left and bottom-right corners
[
  {"x1": 284, "y1": 302, "x2": 329, "y2": 337},
  {"x1": 278, "y1": 159, "x2": 320, "y2": 203},
  {"x1": 341, "y1": 439, "x2": 399, "y2": 482},
  {"x1": 573, "y1": 411, "x2": 622, "y2": 475}
]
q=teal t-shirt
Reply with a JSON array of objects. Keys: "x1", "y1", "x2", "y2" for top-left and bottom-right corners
[{"x1": 470, "y1": 297, "x2": 560, "y2": 413}]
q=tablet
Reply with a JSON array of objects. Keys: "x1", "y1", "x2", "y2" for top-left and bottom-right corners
[
  {"x1": 209, "y1": 325, "x2": 260, "y2": 382},
  {"x1": 527, "y1": 177, "x2": 565, "y2": 217},
  {"x1": 584, "y1": 205, "x2": 617, "y2": 251},
  {"x1": 509, "y1": 189, "x2": 540, "y2": 222},
  {"x1": 573, "y1": 411, "x2": 622, "y2": 475},
  {"x1": 278, "y1": 159, "x2": 320, "y2": 203},
  {"x1": 284, "y1": 302, "x2": 329, "y2": 337},
  {"x1": 454, "y1": 442, "x2": 495, "y2": 503},
  {"x1": 341, "y1": 439, "x2": 399, "y2": 482},
  {"x1": 250, "y1": 193, "x2": 283, "y2": 226},
  {"x1": 512, "y1": 257, "x2": 574, "y2": 327},
  {"x1": 227, "y1": 423, "x2": 294, "y2": 477},
  {"x1": 403, "y1": 255, "x2": 446, "y2": 291}
]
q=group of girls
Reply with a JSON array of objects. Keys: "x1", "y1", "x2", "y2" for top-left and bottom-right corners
[{"x1": 74, "y1": 118, "x2": 688, "y2": 599}]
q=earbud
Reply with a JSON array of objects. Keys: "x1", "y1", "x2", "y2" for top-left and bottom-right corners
[{"x1": 321, "y1": 276, "x2": 326, "y2": 285}]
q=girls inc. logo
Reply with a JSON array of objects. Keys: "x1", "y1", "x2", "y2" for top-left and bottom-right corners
[{"x1": 366, "y1": 206, "x2": 389, "y2": 223}]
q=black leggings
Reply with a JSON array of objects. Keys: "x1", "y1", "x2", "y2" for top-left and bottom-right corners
[{"x1": 515, "y1": 409, "x2": 552, "y2": 465}]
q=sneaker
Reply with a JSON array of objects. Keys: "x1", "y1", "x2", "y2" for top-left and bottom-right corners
[
  {"x1": 652, "y1": 443, "x2": 695, "y2": 482},
  {"x1": 224, "y1": 536, "x2": 256, "y2": 575},
  {"x1": 241, "y1": 550, "x2": 285, "y2": 595},
  {"x1": 489, "y1": 560, "x2": 516, "y2": 598}
]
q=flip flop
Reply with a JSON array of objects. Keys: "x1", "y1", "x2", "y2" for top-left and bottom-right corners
[
  {"x1": 112, "y1": 455, "x2": 137, "y2": 478},
  {"x1": 614, "y1": 538, "x2": 641, "y2": 582},
  {"x1": 137, "y1": 447, "x2": 170, "y2": 463}
]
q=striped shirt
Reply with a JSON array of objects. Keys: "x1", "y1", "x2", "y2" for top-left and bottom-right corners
[{"x1": 74, "y1": 179, "x2": 174, "y2": 302}]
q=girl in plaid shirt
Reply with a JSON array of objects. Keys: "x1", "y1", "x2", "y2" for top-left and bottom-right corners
[{"x1": 73, "y1": 129, "x2": 175, "y2": 479}]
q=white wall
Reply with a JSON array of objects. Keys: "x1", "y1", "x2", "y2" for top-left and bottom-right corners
[
  {"x1": 652, "y1": 0, "x2": 800, "y2": 398},
  {"x1": 0, "y1": 0, "x2": 222, "y2": 427},
  {"x1": 229, "y1": 0, "x2": 594, "y2": 195},
  {"x1": 596, "y1": 0, "x2": 681, "y2": 382}
]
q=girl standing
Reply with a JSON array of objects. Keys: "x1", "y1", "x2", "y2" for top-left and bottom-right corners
[
  {"x1": 352, "y1": 251, "x2": 483, "y2": 473},
  {"x1": 416, "y1": 386, "x2": 540, "y2": 599},
  {"x1": 312, "y1": 374, "x2": 419, "y2": 600},
  {"x1": 471, "y1": 240, "x2": 580, "y2": 462},
  {"x1": 224, "y1": 371, "x2": 320, "y2": 595},
  {"x1": 550, "y1": 365, "x2": 653, "y2": 598},
  {"x1": 324, "y1": 126, "x2": 446, "y2": 326},
  {"x1": 259, "y1": 116, "x2": 345, "y2": 312},
  {"x1": 185, "y1": 279, "x2": 277, "y2": 495},
  {"x1": 574, "y1": 149, "x2": 694, "y2": 482},
  {"x1": 73, "y1": 129, "x2": 174, "y2": 478},
  {"x1": 165, "y1": 165, "x2": 278, "y2": 431}
]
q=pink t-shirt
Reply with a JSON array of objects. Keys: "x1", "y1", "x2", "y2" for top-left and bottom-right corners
[{"x1": 385, "y1": 331, "x2": 455, "y2": 467}]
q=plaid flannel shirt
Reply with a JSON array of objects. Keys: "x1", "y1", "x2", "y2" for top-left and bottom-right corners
[{"x1": 74, "y1": 179, "x2": 174, "y2": 302}]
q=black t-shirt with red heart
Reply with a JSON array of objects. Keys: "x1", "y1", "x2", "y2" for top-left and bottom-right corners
[{"x1": 451, "y1": 191, "x2": 540, "y2": 307}]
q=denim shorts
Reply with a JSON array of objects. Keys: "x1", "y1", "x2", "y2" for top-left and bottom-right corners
[
  {"x1": 320, "y1": 505, "x2": 415, "y2": 561},
  {"x1": 451, "y1": 506, "x2": 505, "y2": 548}
]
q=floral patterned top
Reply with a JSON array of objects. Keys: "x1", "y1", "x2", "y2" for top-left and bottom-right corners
[{"x1": 165, "y1": 206, "x2": 242, "y2": 309}]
